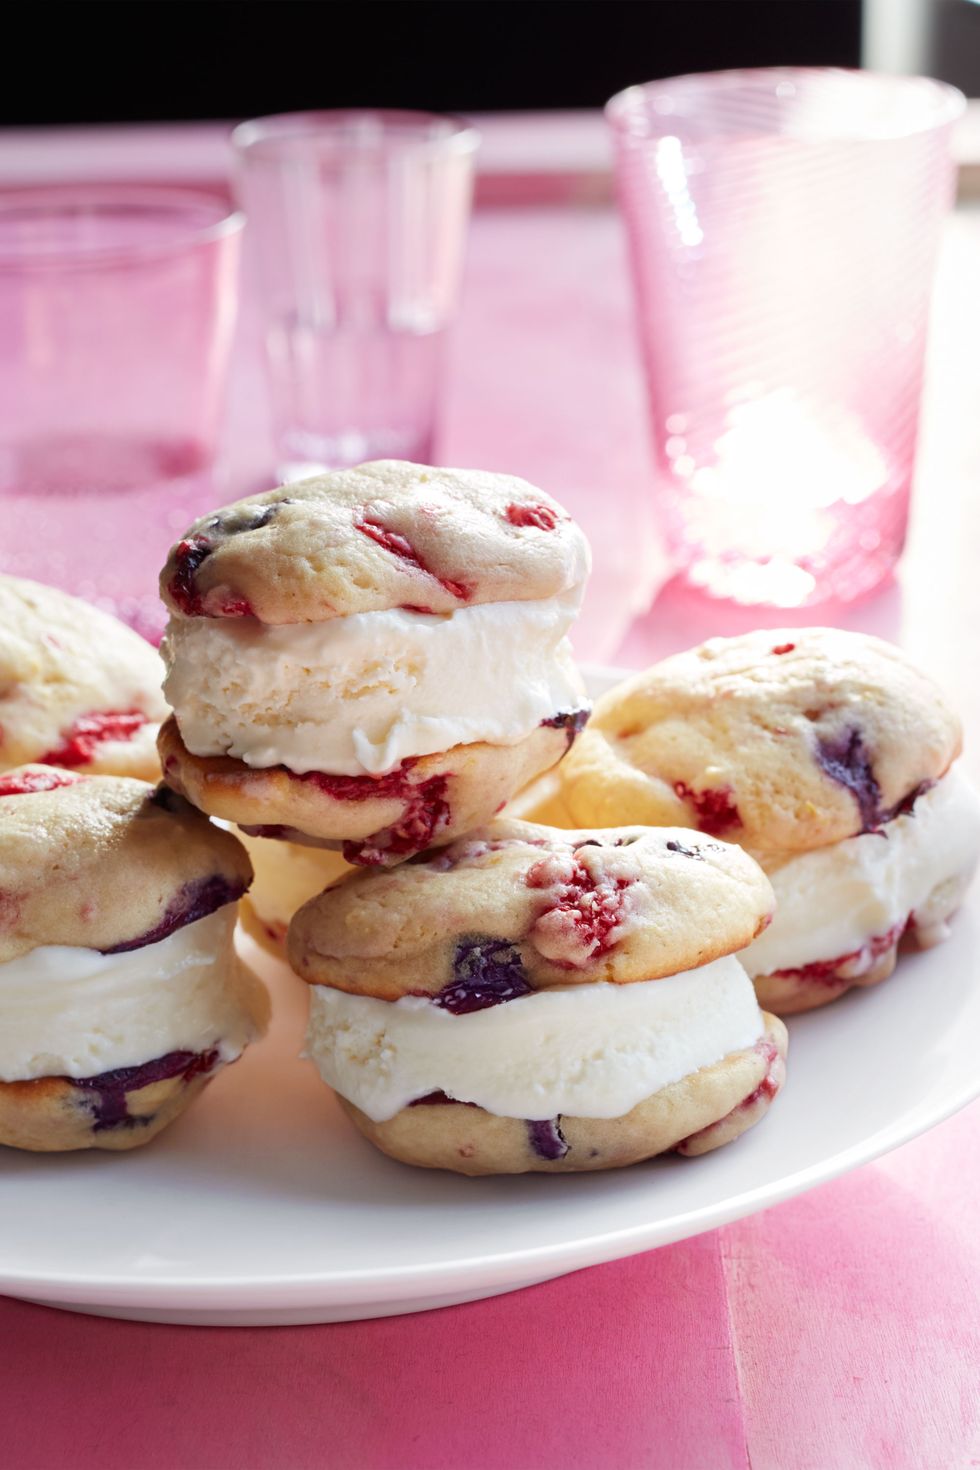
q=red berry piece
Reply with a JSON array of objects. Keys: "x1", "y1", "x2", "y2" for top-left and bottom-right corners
[
  {"x1": 355, "y1": 515, "x2": 470, "y2": 600},
  {"x1": 213, "y1": 595, "x2": 254, "y2": 618},
  {"x1": 343, "y1": 775, "x2": 451, "y2": 866},
  {"x1": 40, "y1": 710, "x2": 149, "y2": 768},
  {"x1": 673, "y1": 781, "x2": 741, "y2": 836},
  {"x1": 166, "y1": 537, "x2": 214, "y2": 616},
  {"x1": 0, "y1": 768, "x2": 82, "y2": 797},
  {"x1": 675, "y1": 1036, "x2": 782, "y2": 1154},
  {"x1": 526, "y1": 850, "x2": 631, "y2": 966},
  {"x1": 739, "y1": 1038, "x2": 782, "y2": 1106},
  {"x1": 769, "y1": 921, "x2": 906, "y2": 986},
  {"x1": 291, "y1": 759, "x2": 452, "y2": 865},
  {"x1": 505, "y1": 503, "x2": 559, "y2": 531},
  {"x1": 300, "y1": 760, "x2": 421, "y2": 804}
]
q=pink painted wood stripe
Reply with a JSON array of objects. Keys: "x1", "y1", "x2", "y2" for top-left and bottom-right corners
[
  {"x1": 1, "y1": 1236, "x2": 748, "y2": 1470},
  {"x1": 722, "y1": 1102, "x2": 980, "y2": 1470}
]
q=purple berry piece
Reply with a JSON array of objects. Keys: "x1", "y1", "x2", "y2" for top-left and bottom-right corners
[
  {"x1": 167, "y1": 537, "x2": 213, "y2": 615},
  {"x1": 408, "y1": 1090, "x2": 479, "y2": 1108},
  {"x1": 67, "y1": 1047, "x2": 219, "y2": 1131},
  {"x1": 885, "y1": 779, "x2": 934, "y2": 822},
  {"x1": 207, "y1": 501, "x2": 284, "y2": 536},
  {"x1": 101, "y1": 873, "x2": 247, "y2": 955},
  {"x1": 814, "y1": 727, "x2": 882, "y2": 832},
  {"x1": 573, "y1": 835, "x2": 639, "y2": 850},
  {"x1": 147, "y1": 783, "x2": 186, "y2": 815},
  {"x1": 527, "y1": 1118, "x2": 569, "y2": 1160},
  {"x1": 665, "y1": 839, "x2": 704, "y2": 860},
  {"x1": 435, "y1": 937, "x2": 532, "y2": 1015},
  {"x1": 540, "y1": 708, "x2": 590, "y2": 750}
]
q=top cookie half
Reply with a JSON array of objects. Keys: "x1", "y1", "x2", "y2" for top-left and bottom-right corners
[
  {"x1": 0, "y1": 767, "x2": 252, "y2": 962},
  {"x1": 160, "y1": 461, "x2": 590, "y2": 624},
  {"x1": 288, "y1": 818, "x2": 774, "y2": 998},
  {"x1": 559, "y1": 629, "x2": 961, "y2": 853}
]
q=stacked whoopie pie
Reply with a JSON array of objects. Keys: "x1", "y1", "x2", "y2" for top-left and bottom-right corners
[
  {"x1": 152, "y1": 460, "x2": 794, "y2": 1176},
  {"x1": 157, "y1": 460, "x2": 594, "y2": 959}
]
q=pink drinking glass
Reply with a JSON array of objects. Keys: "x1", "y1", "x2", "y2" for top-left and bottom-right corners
[
  {"x1": 606, "y1": 69, "x2": 964, "y2": 607},
  {"x1": 0, "y1": 185, "x2": 243, "y2": 638}
]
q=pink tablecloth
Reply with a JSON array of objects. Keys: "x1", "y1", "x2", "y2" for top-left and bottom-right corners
[{"x1": 3, "y1": 119, "x2": 980, "y2": 1470}]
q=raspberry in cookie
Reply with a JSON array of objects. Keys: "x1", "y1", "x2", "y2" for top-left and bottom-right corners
[
  {"x1": 0, "y1": 575, "x2": 168, "y2": 781},
  {"x1": 290, "y1": 819, "x2": 787, "y2": 1175},
  {"x1": 558, "y1": 629, "x2": 978, "y2": 1013},
  {"x1": 159, "y1": 461, "x2": 591, "y2": 864},
  {"x1": 0, "y1": 768, "x2": 268, "y2": 1151}
]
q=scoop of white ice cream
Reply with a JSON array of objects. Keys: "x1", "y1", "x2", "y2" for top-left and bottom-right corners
[
  {"x1": 0, "y1": 908, "x2": 268, "y2": 1081},
  {"x1": 162, "y1": 593, "x2": 588, "y2": 777},
  {"x1": 305, "y1": 954, "x2": 763, "y2": 1123},
  {"x1": 742, "y1": 765, "x2": 980, "y2": 977}
]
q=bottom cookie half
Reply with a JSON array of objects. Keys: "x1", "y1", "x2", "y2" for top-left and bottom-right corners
[
  {"x1": 0, "y1": 1047, "x2": 231, "y2": 1152},
  {"x1": 338, "y1": 1014, "x2": 787, "y2": 1176}
]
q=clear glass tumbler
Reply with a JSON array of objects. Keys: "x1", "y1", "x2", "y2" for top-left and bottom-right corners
[
  {"x1": 232, "y1": 110, "x2": 479, "y2": 480},
  {"x1": 606, "y1": 69, "x2": 964, "y2": 606},
  {"x1": 0, "y1": 184, "x2": 242, "y2": 638}
]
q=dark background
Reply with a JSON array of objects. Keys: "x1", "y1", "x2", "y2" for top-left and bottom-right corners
[{"x1": 4, "y1": 0, "x2": 863, "y2": 127}]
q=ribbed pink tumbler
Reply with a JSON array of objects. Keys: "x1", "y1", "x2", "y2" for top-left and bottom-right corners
[{"x1": 607, "y1": 69, "x2": 964, "y2": 606}]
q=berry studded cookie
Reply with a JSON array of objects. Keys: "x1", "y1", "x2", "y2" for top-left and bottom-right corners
[
  {"x1": 158, "y1": 461, "x2": 592, "y2": 864},
  {"x1": 0, "y1": 575, "x2": 168, "y2": 781},
  {"x1": 558, "y1": 629, "x2": 978, "y2": 1013},
  {"x1": 0, "y1": 767, "x2": 268, "y2": 1151},
  {"x1": 290, "y1": 819, "x2": 787, "y2": 1175}
]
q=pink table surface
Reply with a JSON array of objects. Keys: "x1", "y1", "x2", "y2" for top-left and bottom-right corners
[{"x1": 3, "y1": 119, "x2": 980, "y2": 1470}]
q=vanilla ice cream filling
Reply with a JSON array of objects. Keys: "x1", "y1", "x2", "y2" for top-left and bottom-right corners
[
  {"x1": 162, "y1": 593, "x2": 588, "y2": 777},
  {"x1": 742, "y1": 766, "x2": 980, "y2": 978},
  {"x1": 305, "y1": 954, "x2": 763, "y2": 1123},
  {"x1": 0, "y1": 908, "x2": 266, "y2": 1082}
]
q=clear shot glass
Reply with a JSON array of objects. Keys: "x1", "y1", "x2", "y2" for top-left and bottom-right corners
[
  {"x1": 606, "y1": 69, "x2": 964, "y2": 606},
  {"x1": 0, "y1": 184, "x2": 243, "y2": 637},
  {"x1": 232, "y1": 109, "x2": 479, "y2": 481}
]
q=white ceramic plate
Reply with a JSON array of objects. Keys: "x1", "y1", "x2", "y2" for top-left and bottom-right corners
[{"x1": 2, "y1": 667, "x2": 979, "y2": 1326}]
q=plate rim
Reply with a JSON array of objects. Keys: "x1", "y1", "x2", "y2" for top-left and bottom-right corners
[{"x1": 2, "y1": 1063, "x2": 977, "y2": 1306}]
